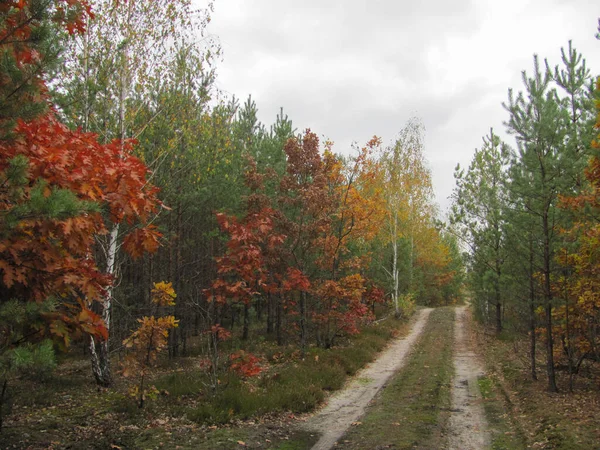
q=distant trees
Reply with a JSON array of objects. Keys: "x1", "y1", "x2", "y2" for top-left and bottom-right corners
[
  {"x1": 451, "y1": 129, "x2": 510, "y2": 333},
  {"x1": 380, "y1": 119, "x2": 434, "y2": 316}
]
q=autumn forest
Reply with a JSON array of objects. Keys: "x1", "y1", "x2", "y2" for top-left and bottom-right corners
[{"x1": 1, "y1": 1, "x2": 600, "y2": 449}]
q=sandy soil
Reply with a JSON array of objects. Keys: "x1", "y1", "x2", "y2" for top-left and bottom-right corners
[
  {"x1": 447, "y1": 305, "x2": 491, "y2": 449},
  {"x1": 303, "y1": 308, "x2": 433, "y2": 450}
]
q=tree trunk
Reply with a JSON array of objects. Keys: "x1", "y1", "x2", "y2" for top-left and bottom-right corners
[
  {"x1": 90, "y1": 223, "x2": 119, "y2": 387},
  {"x1": 170, "y1": 201, "x2": 183, "y2": 358},
  {"x1": 266, "y1": 292, "x2": 273, "y2": 334},
  {"x1": 543, "y1": 211, "x2": 558, "y2": 392},
  {"x1": 0, "y1": 378, "x2": 8, "y2": 432},
  {"x1": 495, "y1": 254, "x2": 502, "y2": 333},
  {"x1": 529, "y1": 239, "x2": 538, "y2": 381},
  {"x1": 256, "y1": 296, "x2": 263, "y2": 321},
  {"x1": 89, "y1": 25, "x2": 132, "y2": 386},
  {"x1": 495, "y1": 298, "x2": 502, "y2": 334},
  {"x1": 90, "y1": 335, "x2": 112, "y2": 387},
  {"x1": 564, "y1": 269, "x2": 574, "y2": 392},
  {"x1": 408, "y1": 227, "x2": 414, "y2": 293},
  {"x1": 300, "y1": 291, "x2": 307, "y2": 354},
  {"x1": 243, "y1": 302, "x2": 250, "y2": 340},
  {"x1": 392, "y1": 213, "x2": 400, "y2": 318},
  {"x1": 276, "y1": 297, "x2": 283, "y2": 346}
]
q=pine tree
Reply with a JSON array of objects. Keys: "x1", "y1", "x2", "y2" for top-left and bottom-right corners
[
  {"x1": 0, "y1": 0, "x2": 89, "y2": 135},
  {"x1": 504, "y1": 55, "x2": 568, "y2": 392},
  {"x1": 451, "y1": 129, "x2": 510, "y2": 332}
]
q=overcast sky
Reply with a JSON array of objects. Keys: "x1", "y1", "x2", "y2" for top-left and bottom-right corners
[{"x1": 202, "y1": 0, "x2": 600, "y2": 216}]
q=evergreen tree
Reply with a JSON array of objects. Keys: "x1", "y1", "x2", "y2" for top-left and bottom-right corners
[
  {"x1": 450, "y1": 129, "x2": 510, "y2": 333},
  {"x1": 0, "y1": 0, "x2": 88, "y2": 135},
  {"x1": 504, "y1": 55, "x2": 568, "y2": 392}
]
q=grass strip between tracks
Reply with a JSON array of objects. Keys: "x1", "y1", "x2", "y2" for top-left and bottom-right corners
[{"x1": 337, "y1": 307, "x2": 454, "y2": 450}]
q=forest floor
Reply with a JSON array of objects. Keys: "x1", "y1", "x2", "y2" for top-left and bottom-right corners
[
  {"x1": 3, "y1": 306, "x2": 600, "y2": 449},
  {"x1": 475, "y1": 317, "x2": 600, "y2": 450},
  {"x1": 0, "y1": 308, "x2": 411, "y2": 449}
]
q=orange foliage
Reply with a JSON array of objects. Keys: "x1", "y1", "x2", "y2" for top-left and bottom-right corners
[
  {"x1": 229, "y1": 350, "x2": 263, "y2": 378},
  {"x1": 208, "y1": 324, "x2": 232, "y2": 342},
  {"x1": 0, "y1": 114, "x2": 161, "y2": 345},
  {"x1": 209, "y1": 208, "x2": 284, "y2": 304},
  {"x1": 0, "y1": 0, "x2": 161, "y2": 349}
]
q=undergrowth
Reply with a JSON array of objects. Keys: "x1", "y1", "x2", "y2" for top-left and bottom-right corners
[
  {"x1": 477, "y1": 375, "x2": 527, "y2": 449},
  {"x1": 155, "y1": 315, "x2": 405, "y2": 425},
  {"x1": 0, "y1": 309, "x2": 410, "y2": 449},
  {"x1": 476, "y1": 320, "x2": 600, "y2": 450}
]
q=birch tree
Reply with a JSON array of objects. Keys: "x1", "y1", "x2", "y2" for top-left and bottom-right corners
[
  {"x1": 53, "y1": 0, "x2": 217, "y2": 386},
  {"x1": 380, "y1": 118, "x2": 434, "y2": 317}
]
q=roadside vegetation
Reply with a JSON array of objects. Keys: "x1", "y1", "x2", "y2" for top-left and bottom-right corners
[
  {"x1": 0, "y1": 1, "x2": 465, "y2": 447},
  {"x1": 3, "y1": 1, "x2": 600, "y2": 448},
  {"x1": 476, "y1": 325, "x2": 600, "y2": 450},
  {"x1": 477, "y1": 374, "x2": 527, "y2": 450},
  {"x1": 0, "y1": 309, "x2": 412, "y2": 449}
]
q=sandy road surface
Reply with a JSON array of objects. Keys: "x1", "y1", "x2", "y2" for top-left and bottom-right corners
[
  {"x1": 447, "y1": 305, "x2": 490, "y2": 449},
  {"x1": 304, "y1": 308, "x2": 433, "y2": 450}
]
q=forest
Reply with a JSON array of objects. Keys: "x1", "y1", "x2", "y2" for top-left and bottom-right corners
[{"x1": 1, "y1": 1, "x2": 599, "y2": 449}]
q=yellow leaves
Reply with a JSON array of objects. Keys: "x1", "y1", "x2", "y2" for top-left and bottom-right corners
[
  {"x1": 121, "y1": 281, "x2": 178, "y2": 405},
  {"x1": 151, "y1": 281, "x2": 176, "y2": 306},
  {"x1": 121, "y1": 299, "x2": 178, "y2": 405}
]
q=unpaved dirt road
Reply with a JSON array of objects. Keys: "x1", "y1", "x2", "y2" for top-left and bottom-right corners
[
  {"x1": 304, "y1": 308, "x2": 433, "y2": 450},
  {"x1": 304, "y1": 305, "x2": 492, "y2": 450},
  {"x1": 447, "y1": 305, "x2": 490, "y2": 449}
]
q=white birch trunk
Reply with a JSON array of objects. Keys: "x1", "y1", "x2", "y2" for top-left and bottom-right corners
[
  {"x1": 90, "y1": 13, "x2": 130, "y2": 385},
  {"x1": 90, "y1": 224, "x2": 119, "y2": 386},
  {"x1": 392, "y1": 211, "x2": 400, "y2": 318}
]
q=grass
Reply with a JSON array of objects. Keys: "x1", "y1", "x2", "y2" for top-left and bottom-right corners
[
  {"x1": 476, "y1": 320, "x2": 600, "y2": 450},
  {"x1": 148, "y1": 315, "x2": 408, "y2": 426},
  {"x1": 129, "y1": 421, "x2": 319, "y2": 450},
  {"x1": 337, "y1": 307, "x2": 455, "y2": 449},
  {"x1": 477, "y1": 375, "x2": 527, "y2": 449},
  {"x1": 0, "y1": 310, "x2": 411, "y2": 449}
]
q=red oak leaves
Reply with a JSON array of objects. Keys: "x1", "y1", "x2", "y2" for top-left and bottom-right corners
[{"x1": 0, "y1": 113, "x2": 161, "y2": 345}]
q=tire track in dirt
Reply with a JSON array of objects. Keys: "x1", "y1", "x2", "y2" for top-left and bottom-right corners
[
  {"x1": 304, "y1": 308, "x2": 433, "y2": 450},
  {"x1": 447, "y1": 305, "x2": 491, "y2": 449}
]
